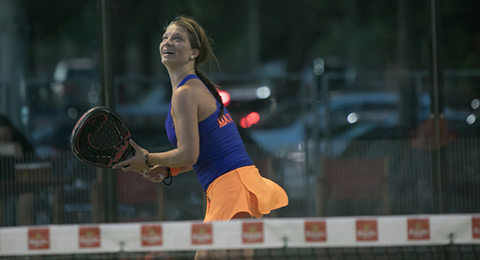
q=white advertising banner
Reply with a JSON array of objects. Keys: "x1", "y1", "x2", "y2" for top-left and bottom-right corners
[{"x1": 0, "y1": 214, "x2": 479, "y2": 256}]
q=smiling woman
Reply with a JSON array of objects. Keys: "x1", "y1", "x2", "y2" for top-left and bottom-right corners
[{"x1": 112, "y1": 16, "x2": 288, "y2": 260}]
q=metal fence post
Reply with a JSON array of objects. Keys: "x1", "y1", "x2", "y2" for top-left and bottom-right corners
[{"x1": 98, "y1": 0, "x2": 117, "y2": 223}]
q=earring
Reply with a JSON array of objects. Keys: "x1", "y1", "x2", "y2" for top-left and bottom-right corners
[{"x1": 190, "y1": 56, "x2": 195, "y2": 60}]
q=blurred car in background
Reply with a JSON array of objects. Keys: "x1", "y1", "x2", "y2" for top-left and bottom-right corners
[
  {"x1": 50, "y1": 58, "x2": 101, "y2": 118},
  {"x1": 215, "y1": 76, "x2": 273, "y2": 128},
  {"x1": 246, "y1": 91, "x2": 402, "y2": 155},
  {"x1": 215, "y1": 72, "x2": 301, "y2": 131},
  {"x1": 246, "y1": 90, "x2": 480, "y2": 156}
]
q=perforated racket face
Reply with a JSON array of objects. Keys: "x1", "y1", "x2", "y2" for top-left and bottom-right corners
[{"x1": 71, "y1": 107, "x2": 134, "y2": 168}]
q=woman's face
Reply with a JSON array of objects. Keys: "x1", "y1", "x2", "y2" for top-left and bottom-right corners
[{"x1": 159, "y1": 24, "x2": 197, "y2": 67}]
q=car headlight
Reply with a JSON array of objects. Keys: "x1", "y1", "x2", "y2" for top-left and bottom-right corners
[{"x1": 256, "y1": 86, "x2": 271, "y2": 99}]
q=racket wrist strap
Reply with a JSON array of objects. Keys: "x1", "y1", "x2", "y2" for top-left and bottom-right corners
[{"x1": 163, "y1": 168, "x2": 173, "y2": 186}]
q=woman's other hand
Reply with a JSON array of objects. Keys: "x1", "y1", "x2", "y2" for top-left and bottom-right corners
[
  {"x1": 142, "y1": 165, "x2": 170, "y2": 182},
  {"x1": 112, "y1": 139, "x2": 149, "y2": 172}
]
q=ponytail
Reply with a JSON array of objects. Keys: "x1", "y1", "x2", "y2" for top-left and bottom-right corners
[
  {"x1": 195, "y1": 69, "x2": 224, "y2": 118},
  {"x1": 169, "y1": 16, "x2": 224, "y2": 118}
]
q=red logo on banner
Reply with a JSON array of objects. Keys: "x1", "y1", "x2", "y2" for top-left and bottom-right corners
[
  {"x1": 141, "y1": 225, "x2": 163, "y2": 246},
  {"x1": 28, "y1": 228, "x2": 50, "y2": 250},
  {"x1": 408, "y1": 218, "x2": 430, "y2": 240},
  {"x1": 356, "y1": 219, "x2": 378, "y2": 241},
  {"x1": 242, "y1": 222, "x2": 264, "y2": 244},
  {"x1": 79, "y1": 226, "x2": 101, "y2": 248},
  {"x1": 191, "y1": 223, "x2": 213, "y2": 245},
  {"x1": 473, "y1": 217, "x2": 480, "y2": 239},
  {"x1": 305, "y1": 220, "x2": 327, "y2": 242}
]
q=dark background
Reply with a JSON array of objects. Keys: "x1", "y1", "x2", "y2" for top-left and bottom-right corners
[{"x1": 1, "y1": 0, "x2": 480, "y2": 224}]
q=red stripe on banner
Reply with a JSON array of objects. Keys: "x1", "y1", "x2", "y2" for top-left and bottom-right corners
[
  {"x1": 356, "y1": 219, "x2": 378, "y2": 242},
  {"x1": 305, "y1": 220, "x2": 327, "y2": 242},
  {"x1": 79, "y1": 226, "x2": 101, "y2": 248},
  {"x1": 473, "y1": 217, "x2": 480, "y2": 239},
  {"x1": 191, "y1": 223, "x2": 213, "y2": 245},
  {"x1": 141, "y1": 224, "x2": 163, "y2": 246},
  {"x1": 242, "y1": 222, "x2": 264, "y2": 244},
  {"x1": 28, "y1": 227, "x2": 50, "y2": 250},
  {"x1": 407, "y1": 218, "x2": 430, "y2": 241}
]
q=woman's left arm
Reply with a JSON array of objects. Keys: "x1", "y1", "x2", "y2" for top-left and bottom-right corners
[{"x1": 113, "y1": 84, "x2": 200, "y2": 172}]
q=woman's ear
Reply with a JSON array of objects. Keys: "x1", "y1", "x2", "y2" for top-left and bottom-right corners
[{"x1": 192, "y1": 49, "x2": 200, "y2": 59}]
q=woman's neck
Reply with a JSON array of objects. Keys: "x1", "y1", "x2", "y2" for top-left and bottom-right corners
[{"x1": 167, "y1": 63, "x2": 196, "y2": 89}]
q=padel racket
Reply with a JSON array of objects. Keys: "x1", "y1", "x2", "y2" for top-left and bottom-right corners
[
  {"x1": 70, "y1": 106, "x2": 173, "y2": 185},
  {"x1": 71, "y1": 106, "x2": 134, "y2": 168}
]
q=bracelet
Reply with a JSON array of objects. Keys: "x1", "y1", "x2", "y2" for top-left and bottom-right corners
[{"x1": 145, "y1": 153, "x2": 153, "y2": 167}]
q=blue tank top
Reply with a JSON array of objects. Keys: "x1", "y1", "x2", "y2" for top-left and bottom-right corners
[{"x1": 165, "y1": 74, "x2": 253, "y2": 191}]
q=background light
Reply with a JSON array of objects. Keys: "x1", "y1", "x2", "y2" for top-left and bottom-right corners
[
  {"x1": 256, "y1": 86, "x2": 271, "y2": 99},
  {"x1": 466, "y1": 114, "x2": 476, "y2": 125},
  {"x1": 218, "y1": 90, "x2": 231, "y2": 107},
  {"x1": 471, "y1": 99, "x2": 480, "y2": 110},
  {"x1": 347, "y1": 112, "x2": 358, "y2": 124},
  {"x1": 240, "y1": 112, "x2": 260, "y2": 128}
]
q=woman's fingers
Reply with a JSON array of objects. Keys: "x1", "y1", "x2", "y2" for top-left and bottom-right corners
[
  {"x1": 143, "y1": 169, "x2": 166, "y2": 183},
  {"x1": 112, "y1": 158, "x2": 133, "y2": 170},
  {"x1": 112, "y1": 139, "x2": 149, "y2": 171},
  {"x1": 129, "y1": 139, "x2": 141, "y2": 152}
]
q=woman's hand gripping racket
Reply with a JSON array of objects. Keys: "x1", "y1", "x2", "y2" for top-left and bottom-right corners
[
  {"x1": 71, "y1": 106, "x2": 173, "y2": 185},
  {"x1": 112, "y1": 140, "x2": 173, "y2": 185},
  {"x1": 71, "y1": 106, "x2": 135, "y2": 168}
]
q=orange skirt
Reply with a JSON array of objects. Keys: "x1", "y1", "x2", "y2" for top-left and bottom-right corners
[{"x1": 204, "y1": 165, "x2": 288, "y2": 222}]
